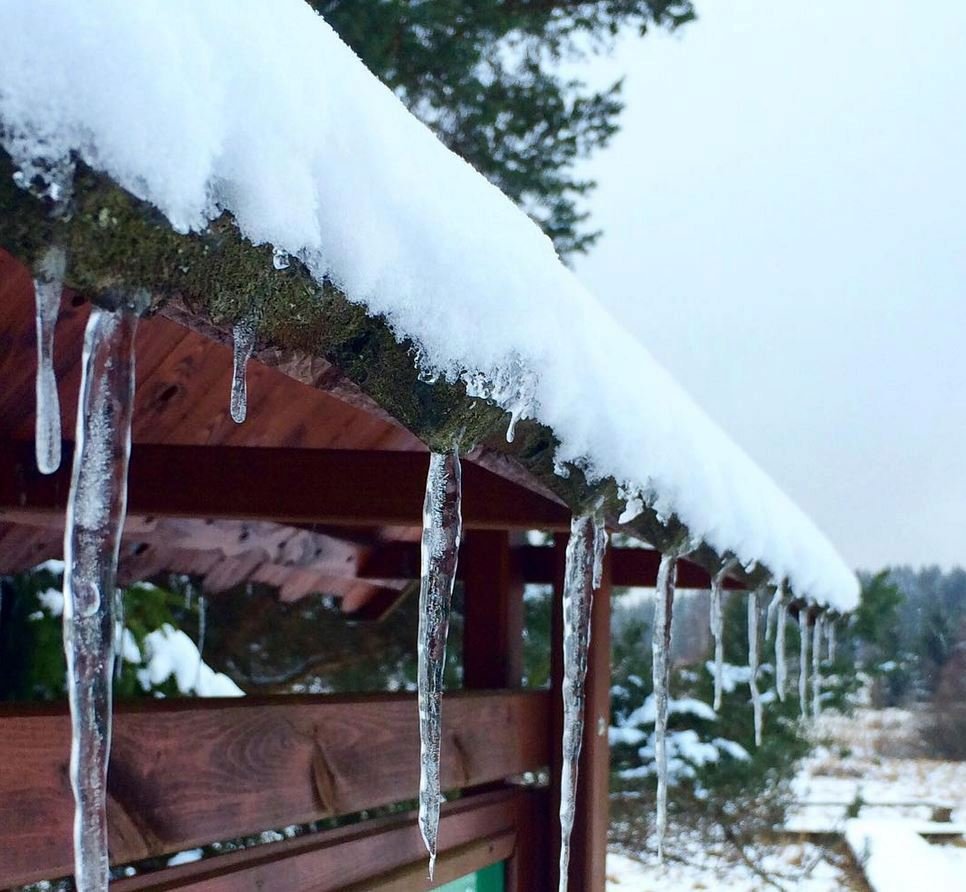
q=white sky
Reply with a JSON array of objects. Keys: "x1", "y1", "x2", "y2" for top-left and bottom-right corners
[{"x1": 576, "y1": 0, "x2": 966, "y2": 571}]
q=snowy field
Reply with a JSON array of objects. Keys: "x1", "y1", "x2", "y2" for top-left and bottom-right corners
[{"x1": 608, "y1": 708, "x2": 966, "y2": 891}]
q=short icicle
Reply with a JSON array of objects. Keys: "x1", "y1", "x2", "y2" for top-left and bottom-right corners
[
  {"x1": 812, "y1": 612, "x2": 824, "y2": 719},
  {"x1": 416, "y1": 450, "x2": 462, "y2": 880},
  {"x1": 229, "y1": 316, "x2": 256, "y2": 424},
  {"x1": 63, "y1": 302, "x2": 140, "y2": 892},
  {"x1": 653, "y1": 547, "x2": 685, "y2": 864},
  {"x1": 748, "y1": 590, "x2": 763, "y2": 746},
  {"x1": 798, "y1": 610, "x2": 810, "y2": 719},
  {"x1": 558, "y1": 513, "x2": 603, "y2": 892},
  {"x1": 775, "y1": 598, "x2": 789, "y2": 702},
  {"x1": 34, "y1": 245, "x2": 67, "y2": 474},
  {"x1": 709, "y1": 560, "x2": 735, "y2": 711}
]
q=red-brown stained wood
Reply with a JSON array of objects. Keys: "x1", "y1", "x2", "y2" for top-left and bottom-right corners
[
  {"x1": 0, "y1": 441, "x2": 570, "y2": 531},
  {"x1": 0, "y1": 691, "x2": 550, "y2": 887},
  {"x1": 462, "y1": 530, "x2": 525, "y2": 690},
  {"x1": 111, "y1": 789, "x2": 519, "y2": 892}
]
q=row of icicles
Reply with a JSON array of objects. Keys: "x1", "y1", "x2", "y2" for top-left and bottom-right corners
[{"x1": 31, "y1": 255, "x2": 836, "y2": 891}]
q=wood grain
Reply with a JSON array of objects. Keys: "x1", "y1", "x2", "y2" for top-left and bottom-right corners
[{"x1": 0, "y1": 691, "x2": 550, "y2": 887}]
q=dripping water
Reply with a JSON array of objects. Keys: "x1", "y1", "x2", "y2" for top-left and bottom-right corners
[
  {"x1": 558, "y1": 514, "x2": 604, "y2": 892},
  {"x1": 230, "y1": 316, "x2": 256, "y2": 424},
  {"x1": 63, "y1": 303, "x2": 139, "y2": 892},
  {"x1": 416, "y1": 450, "x2": 462, "y2": 879},
  {"x1": 34, "y1": 246, "x2": 66, "y2": 474},
  {"x1": 748, "y1": 590, "x2": 763, "y2": 746}
]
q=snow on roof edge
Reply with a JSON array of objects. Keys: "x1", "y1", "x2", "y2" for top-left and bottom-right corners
[{"x1": 0, "y1": 0, "x2": 859, "y2": 611}]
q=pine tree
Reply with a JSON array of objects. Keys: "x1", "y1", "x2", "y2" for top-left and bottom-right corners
[{"x1": 310, "y1": 1, "x2": 696, "y2": 258}]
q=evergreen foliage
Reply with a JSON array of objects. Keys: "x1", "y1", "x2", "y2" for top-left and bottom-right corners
[{"x1": 310, "y1": 1, "x2": 696, "y2": 258}]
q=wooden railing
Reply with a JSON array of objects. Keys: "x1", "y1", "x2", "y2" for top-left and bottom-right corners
[{"x1": 0, "y1": 690, "x2": 550, "y2": 887}]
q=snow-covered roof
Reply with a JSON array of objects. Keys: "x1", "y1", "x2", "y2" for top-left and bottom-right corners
[{"x1": 0, "y1": 1, "x2": 858, "y2": 611}]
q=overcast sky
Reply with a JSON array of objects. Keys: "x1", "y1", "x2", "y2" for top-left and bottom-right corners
[{"x1": 575, "y1": 0, "x2": 966, "y2": 571}]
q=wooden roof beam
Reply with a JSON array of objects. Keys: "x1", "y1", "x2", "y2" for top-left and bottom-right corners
[{"x1": 0, "y1": 441, "x2": 571, "y2": 531}]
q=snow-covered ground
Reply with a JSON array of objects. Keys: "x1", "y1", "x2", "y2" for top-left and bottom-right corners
[{"x1": 608, "y1": 708, "x2": 966, "y2": 891}]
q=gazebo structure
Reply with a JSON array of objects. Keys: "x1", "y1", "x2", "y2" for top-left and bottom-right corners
[{"x1": 0, "y1": 4, "x2": 857, "y2": 890}]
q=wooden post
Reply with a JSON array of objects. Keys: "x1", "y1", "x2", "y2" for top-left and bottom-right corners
[
  {"x1": 461, "y1": 529, "x2": 552, "y2": 890},
  {"x1": 461, "y1": 529, "x2": 524, "y2": 689},
  {"x1": 550, "y1": 532, "x2": 612, "y2": 890}
]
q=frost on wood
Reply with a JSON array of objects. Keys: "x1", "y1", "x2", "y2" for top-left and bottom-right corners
[
  {"x1": 709, "y1": 560, "x2": 735, "y2": 711},
  {"x1": 653, "y1": 546, "x2": 687, "y2": 864},
  {"x1": 812, "y1": 612, "x2": 824, "y2": 719},
  {"x1": 62, "y1": 304, "x2": 138, "y2": 892},
  {"x1": 775, "y1": 597, "x2": 789, "y2": 702},
  {"x1": 799, "y1": 611, "x2": 810, "y2": 718},
  {"x1": 416, "y1": 450, "x2": 462, "y2": 878},
  {"x1": 33, "y1": 245, "x2": 66, "y2": 475},
  {"x1": 748, "y1": 590, "x2": 763, "y2": 747},
  {"x1": 229, "y1": 315, "x2": 256, "y2": 424},
  {"x1": 558, "y1": 513, "x2": 603, "y2": 892}
]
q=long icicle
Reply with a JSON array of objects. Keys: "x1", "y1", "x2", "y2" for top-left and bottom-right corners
[
  {"x1": 812, "y1": 612, "x2": 824, "y2": 719},
  {"x1": 710, "y1": 559, "x2": 735, "y2": 711},
  {"x1": 765, "y1": 579, "x2": 784, "y2": 642},
  {"x1": 558, "y1": 513, "x2": 603, "y2": 892},
  {"x1": 416, "y1": 449, "x2": 462, "y2": 880},
  {"x1": 34, "y1": 246, "x2": 66, "y2": 474},
  {"x1": 63, "y1": 302, "x2": 139, "y2": 891},
  {"x1": 748, "y1": 589, "x2": 763, "y2": 746},
  {"x1": 775, "y1": 597, "x2": 789, "y2": 702},
  {"x1": 798, "y1": 610, "x2": 810, "y2": 719},
  {"x1": 653, "y1": 548, "x2": 683, "y2": 864},
  {"x1": 827, "y1": 616, "x2": 837, "y2": 662}
]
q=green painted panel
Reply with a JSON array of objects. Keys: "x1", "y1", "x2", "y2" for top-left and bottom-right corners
[{"x1": 434, "y1": 860, "x2": 505, "y2": 892}]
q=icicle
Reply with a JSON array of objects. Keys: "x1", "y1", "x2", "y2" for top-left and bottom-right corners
[
  {"x1": 709, "y1": 559, "x2": 735, "y2": 711},
  {"x1": 558, "y1": 514, "x2": 604, "y2": 891},
  {"x1": 653, "y1": 546, "x2": 686, "y2": 864},
  {"x1": 194, "y1": 594, "x2": 208, "y2": 688},
  {"x1": 765, "y1": 579, "x2": 785, "y2": 641},
  {"x1": 229, "y1": 316, "x2": 256, "y2": 424},
  {"x1": 416, "y1": 450, "x2": 462, "y2": 879},
  {"x1": 775, "y1": 599, "x2": 788, "y2": 702},
  {"x1": 827, "y1": 616, "x2": 837, "y2": 662},
  {"x1": 748, "y1": 590, "x2": 763, "y2": 746},
  {"x1": 592, "y1": 520, "x2": 609, "y2": 590},
  {"x1": 798, "y1": 610, "x2": 810, "y2": 719},
  {"x1": 63, "y1": 303, "x2": 139, "y2": 892},
  {"x1": 34, "y1": 245, "x2": 66, "y2": 474},
  {"x1": 113, "y1": 588, "x2": 125, "y2": 683},
  {"x1": 812, "y1": 612, "x2": 823, "y2": 719}
]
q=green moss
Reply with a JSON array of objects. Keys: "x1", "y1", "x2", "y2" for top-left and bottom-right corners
[{"x1": 0, "y1": 149, "x2": 771, "y2": 591}]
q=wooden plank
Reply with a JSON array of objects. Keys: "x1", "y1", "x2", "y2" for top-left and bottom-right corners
[
  {"x1": 359, "y1": 542, "x2": 743, "y2": 590},
  {"x1": 112, "y1": 789, "x2": 518, "y2": 892},
  {"x1": 0, "y1": 441, "x2": 571, "y2": 531},
  {"x1": 462, "y1": 530, "x2": 525, "y2": 690},
  {"x1": 0, "y1": 691, "x2": 550, "y2": 887}
]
